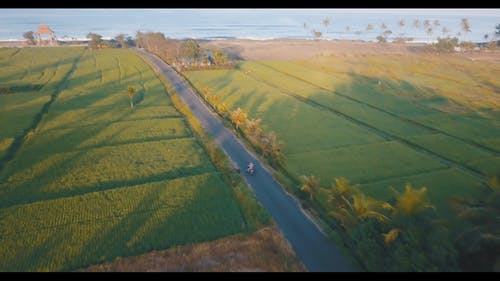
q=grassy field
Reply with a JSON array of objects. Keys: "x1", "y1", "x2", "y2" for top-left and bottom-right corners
[
  {"x1": 183, "y1": 53, "x2": 500, "y2": 219},
  {"x1": 0, "y1": 48, "x2": 268, "y2": 271},
  {"x1": 0, "y1": 47, "x2": 84, "y2": 158}
]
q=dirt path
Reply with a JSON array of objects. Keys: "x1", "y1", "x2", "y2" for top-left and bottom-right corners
[{"x1": 134, "y1": 48, "x2": 357, "y2": 272}]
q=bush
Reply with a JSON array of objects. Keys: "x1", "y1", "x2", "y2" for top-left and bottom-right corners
[
  {"x1": 376, "y1": 35, "x2": 387, "y2": 43},
  {"x1": 460, "y1": 41, "x2": 477, "y2": 51},
  {"x1": 433, "y1": 37, "x2": 459, "y2": 52}
]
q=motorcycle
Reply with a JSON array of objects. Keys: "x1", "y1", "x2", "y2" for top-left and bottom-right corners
[{"x1": 246, "y1": 163, "x2": 256, "y2": 175}]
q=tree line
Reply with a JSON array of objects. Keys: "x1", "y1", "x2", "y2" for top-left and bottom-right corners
[
  {"x1": 304, "y1": 17, "x2": 500, "y2": 49},
  {"x1": 199, "y1": 87, "x2": 283, "y2": 167}
]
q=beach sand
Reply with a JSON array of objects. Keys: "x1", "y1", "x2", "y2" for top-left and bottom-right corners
[{"x1": 200, "y1": 39, "x2": 500, "y2": 62}]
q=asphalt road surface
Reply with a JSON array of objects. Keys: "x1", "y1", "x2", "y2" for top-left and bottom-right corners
[{"x1": 135, "y1": 48, "x2": 356, "y2": 272}]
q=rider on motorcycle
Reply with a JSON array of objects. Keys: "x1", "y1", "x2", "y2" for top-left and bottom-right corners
[{"x1": 247, "y1": 162, "x2": 255, "y2": 174}]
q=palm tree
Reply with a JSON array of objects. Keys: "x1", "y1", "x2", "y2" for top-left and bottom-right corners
[
  {"x1": 449, "y1": 176, "x2": 500, "y2": 271},
  {"x1": 327, "y1": 178, "x2": 390, "y2": 231},
  {"x1": 201, "y1": 87, "x2": 211, "y2": 101},
  {"x1": 244, "y1": 118, "x2": 262, "y2": 137},
  {"x1": 461, "y1": 18, "x2": 471, "y2": 41},
  {"x1": 207, "y1": 94, "x2": 218, "y2": 107},
  {"x1": 426, "y1": 27, "x2": 434, "y2": 42},
  {"x1": 300, "y1": 175, "x2": 320, "y2": 200},
  {"x1": 230, "y1": 107, "x2": 247, "y2": 130},
  {"x1": 260, "y1": 131, "x2": 283, "y2": 165},
  {"x1": 366, "y1": 23, "x2": 374, "y2": 32},
  {"x1": 127, "y1": 87, "x2": 136, "y2": 109},
  {"x1": 392, "y1": 183, "x2": 434, "y2": 217},
  {"x1": 442, "y1": 27, "x2": 450, "y2": 37},
  {"x1": 322, "y1": 18, "x2": 330, "y2": 33},
  {"x1": 380, "y1": 22, "x2": 387, "y2": 30},
  {"x1": 413, "y1": 19, "x2": 420, "y2": 38},
  {"x1": 244, "y1": 118, "x2": 263, "y2": 146},
  {"x1": 398, "y1": 19, "x2": 405, "y2": 29},
  {"x1": 215, "y1": 103, "x2": 229, "y2": 117},
  {"x1": 303, "y1": 22, "x2": 307, "y2": 30},
  {"x1": 434, "y1": 19, "x2": 440, "y2": 28}
]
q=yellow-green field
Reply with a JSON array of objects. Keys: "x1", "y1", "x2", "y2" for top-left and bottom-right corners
[
  {"x1": 0, "y1": 47, "x2": 268, "y2": 271},
  {"x1": 184, "y1": 54, "x2": 500, "y2": 219}
]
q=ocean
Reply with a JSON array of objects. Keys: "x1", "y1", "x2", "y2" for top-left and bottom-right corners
[{"x1": 0, "y1": 8, "x2": 499, "y2": 43}]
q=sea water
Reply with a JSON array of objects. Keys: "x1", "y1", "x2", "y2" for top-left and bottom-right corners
[{"x1": 0, "y1": 8, "x2": 498, "y2": 43}]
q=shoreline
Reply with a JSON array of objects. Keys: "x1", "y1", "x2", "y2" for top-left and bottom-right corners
[{"x1": 2, "y1": 38, "x2": 498, "y2": 62}]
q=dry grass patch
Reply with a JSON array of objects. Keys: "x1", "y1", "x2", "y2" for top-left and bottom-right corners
[{"x1": 82, "y1": 226, "x2": 305, "y2": 272}]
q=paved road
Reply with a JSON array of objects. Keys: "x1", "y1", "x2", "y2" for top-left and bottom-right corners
[{"x1": 135, "y1": 48, "x2": 356, "y2": 272}]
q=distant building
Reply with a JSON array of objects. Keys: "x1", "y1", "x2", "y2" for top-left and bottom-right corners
[{"x1": 35, "y1": 24, "x2": 57, "y2": 46}]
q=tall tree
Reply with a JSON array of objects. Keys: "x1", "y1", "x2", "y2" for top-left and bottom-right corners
[
  {"x1": 212, "y1": 48, "x2": 227, "y2": 65},
  {"x1": 260, "y1": 131, "x2": 283, "y2": 165},
  {"x1": 180, "y1": 39, "x2": 200, "y2": 61},
  {"x1": 391, "y1": 184, "x2": 434, "y2": 217},
  {"x1": 366, "y1": 23, "x2": 374, "y2": 32},
  {"x1": 126, "y1": 87, "x2": 136, "y2": 109},
  {"x1": 244, "y1": 118, "x2": 263, "y2": 141},
  {"x1": 300, "y1": 175, "x2": 320, "y2": 200},
  {"x1": 423, "y1": 19, "x2": 431, "y2": 30},
  {"x1": 496, "y1": 24, "x2": 500, "y2": 39},
  {"x1": 461, "y1": 18, "x2": 471, "y2": 41},
  {"x1": 322, "y1": 18, "x2": 330, "y2": 33},
  {"x1": 87, "y1": 32, "x2": 103, "y2": 50},
  {"x1": 327, "y1": 178, "x2": 389, "y2": 231},
  {"x1": 380, "y1": 22, "x2": 387, "y2": 30},
  {"x1": 398, "y1": 19, "x2": 405, "y2": 29},
  {"x1": 449, "y1": 176, "x2": 500, "y2": 271},
  {"x1": 230, "y1": 108, "x2": 247, "y2": 130},
  {"x1": 442, "y1": 27, "x2": 450, "y2": 37},
  {"x1": 115, "y1": 33, "x2": 127, "y2": 48},
  {"x1": 23, "y1": 31, "x2": 35, "y2": 45},
  {"x1": 434, "y1": 19, "x2": 441, "y2": 27},
  {"x1": 427, "y1": 27, "x2": 434, "y2": 42},
  {"x1": 413, "y1": 19, "x2": 420, "y2": 38}
]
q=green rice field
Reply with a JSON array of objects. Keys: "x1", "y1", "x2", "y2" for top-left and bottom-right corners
[
  {"x1": 0, "y1": 47, "x2": 266, "y2": 271},
  {"x1": 184, "y1": 53, "x2": 500, "y2": 219}
]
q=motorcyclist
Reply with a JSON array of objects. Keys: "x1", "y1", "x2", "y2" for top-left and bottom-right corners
[{"x1": 247, "y1": 162, "x2": 255, "y2": 174}]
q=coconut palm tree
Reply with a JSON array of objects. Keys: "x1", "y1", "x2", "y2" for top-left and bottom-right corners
[
  {"x1": 391, "y1": 183, "x2": 434, "y2": 217},
  {"x1": 230, "y1": 107, "x2": 247, "y2": 130},
  {"x1": 434, "y1": 19, "x2": 441, "y2": 28},
  {"x1": 413, "y1": 19, "x2": 420, "y2": 38},
  {"x1": 426, "y1": 27, "x2": 434, "y2": 42},
  {"x1": 327, "y1": 178, "x2": 390, "y2": 231},
  {"x1": 461, "y1": 18, "x2": 471, "y2": 41},
  {"x1": 442, "y1": 27, "x2": 450, "y2": 37},
  {"x1": 449, "y1": 176, "x2": 500, "y2": 271},
  {"x1": 366, "y1": 23, "x2": 374, "y2": 32},
  {"x1": 380, "y1": 22, "x2": 387, "y2": 30},
  {"x1": 201, "y1": 87, "x2": 211, "y2": 101},
  {"x1": 398, "y1": 19, "x2": 405, "y2": 29},
  {"x1": 300, "y1": 175, "x2": 320, "y2": 200},
  {"x1": 322, "y1": 18, "x2": 330, "y2": 33}
]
